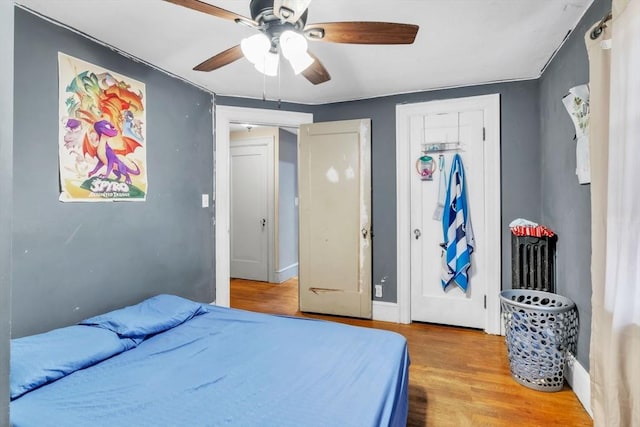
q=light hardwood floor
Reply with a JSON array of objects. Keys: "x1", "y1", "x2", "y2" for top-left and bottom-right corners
[{"x1": 231, "y1": 277, "x2": 592, "y2": 427}]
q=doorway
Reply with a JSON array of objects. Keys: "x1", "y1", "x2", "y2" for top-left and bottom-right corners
[{"x1": 215, "y1": 106, "x2": 313, "y2": 307}]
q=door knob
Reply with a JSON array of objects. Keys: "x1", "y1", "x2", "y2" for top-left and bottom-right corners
[
  {"x1": 362, "y1": 227, "x2": 368, "y2": 239},
  {"x1": 414, "y1": 229, "x2": 421, "y2": 240}
]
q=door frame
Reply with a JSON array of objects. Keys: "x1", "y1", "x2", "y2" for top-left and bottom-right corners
[
  {"x1": 396, "y1": 94, "x2": 502, "y2": 334},
  {"x1": 229, "y1": 134, "x2": 275, "y2": 282},
  {"x1": 215, "y1": 106, "x2": 313, "y2": 307}
]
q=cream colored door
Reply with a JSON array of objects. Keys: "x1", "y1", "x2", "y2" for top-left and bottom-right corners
[
  {"x1": 298, "y1": 119, "x2": 372, "y2": 318},
  {"x1": 410, "y1": 109, "x2": 487, "y2": 328},
  {"x1": 230, "y1": 137, "x2": 272, "y2": 281}
]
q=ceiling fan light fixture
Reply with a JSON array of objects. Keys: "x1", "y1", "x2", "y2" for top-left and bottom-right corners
[
  {"x1": 241, "y1": 33, "x2": 271, "y2": 65},
  {"x1": 168, "y1": 0, "x2": 418, "y2": 85},
  {"x1": 254, "y1": 51, "x2": 279, "y2": 77},
  {"x1": 288, "y1": 51, "x2": 314, "y2": 74},
  {"x1": 280, "y1": 30, "x2": 308, "y2": 60}
]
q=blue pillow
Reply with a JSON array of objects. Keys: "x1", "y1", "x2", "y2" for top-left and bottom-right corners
[
  {"x1": 79, "y1": 294, "x2": 206, "y2": 338},
  {"x1": 11, "y1": 325, "x2": 133, "y2": 399}
]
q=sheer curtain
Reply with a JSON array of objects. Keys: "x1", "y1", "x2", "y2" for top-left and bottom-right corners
[{"x1": 588, "y1": 0, "x2": 640, "y2": 425}]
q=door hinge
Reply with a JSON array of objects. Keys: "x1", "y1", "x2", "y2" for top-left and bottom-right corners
[
  {"x1": 484, "y1": 295, "x2": 487, "y2": 309},
  {"x1": 482, "y1": 127, "x2": 486, "y2": 141}
]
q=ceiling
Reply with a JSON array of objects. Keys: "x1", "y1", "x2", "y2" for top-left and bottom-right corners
[{"x1": 17, "y1": 0, "x2": 593, "y2": 105}]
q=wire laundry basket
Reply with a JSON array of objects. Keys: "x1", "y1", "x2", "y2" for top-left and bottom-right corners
[{"x1": 499, "y1": 289, "x2": 578, "y2": 392}]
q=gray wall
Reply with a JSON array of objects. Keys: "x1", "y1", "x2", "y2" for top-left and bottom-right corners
[
  {"x1": 311, "y1": 81, "x2": 542, "y2": 302},
  {"x1": 12, "y1": 8, "x2": 215, "y2": 338},
  {"x1": 539, "y1": 0, "x2": 611, "y2": 369},
  {"x1": 278, "y1": 129, "x2": 299, "y2": 275},
  {"x1": 1, "y1": 2, "x2": 14, "y2": 425}
]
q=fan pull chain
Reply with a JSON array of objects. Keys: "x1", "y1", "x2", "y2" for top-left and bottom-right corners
[
  {"x1": 278, "y1": 52, "x2": 282, "y2": 109},
  {"x1": 262, "y1": 62, "x2": 266, "y2": 102}
]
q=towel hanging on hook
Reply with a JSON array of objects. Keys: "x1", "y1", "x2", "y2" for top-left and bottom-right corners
[{"x1": 441, "y1": 154, "x2": 474, "y2": 291}]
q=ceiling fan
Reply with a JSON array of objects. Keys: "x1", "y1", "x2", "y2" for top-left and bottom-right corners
[{"x1": 165, "y1": 0, "x2": 419, "y2": 85}]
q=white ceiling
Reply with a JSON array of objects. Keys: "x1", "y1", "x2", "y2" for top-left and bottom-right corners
[{"x1": 17, "y1": 0, "x2": 593, "y2": 105}]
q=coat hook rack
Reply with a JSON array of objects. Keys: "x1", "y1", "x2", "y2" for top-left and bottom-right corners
[{"x1": 421, "y1": 142, "x2": 464, "y2": 153}]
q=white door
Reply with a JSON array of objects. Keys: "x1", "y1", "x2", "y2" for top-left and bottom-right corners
[
  {"x1": 230, "y1": 137, "x2": 272, "y2": 281},
  {"x1": 298, "y1": 119, "x2": 372, "y2": 319},
  {"x1": 410, "y1": 109, "x2": 487, "y2": 328}
]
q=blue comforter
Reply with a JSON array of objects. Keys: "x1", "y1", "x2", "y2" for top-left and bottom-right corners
[{"x1": 11, "y1": 305, "x2": 409, "y2": 427}]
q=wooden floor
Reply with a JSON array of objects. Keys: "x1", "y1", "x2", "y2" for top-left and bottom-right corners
[{"x1": 231, "y1": 278, "x2": 593, "y2": 427}]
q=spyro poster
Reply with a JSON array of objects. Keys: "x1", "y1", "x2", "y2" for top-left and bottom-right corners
[{"x1": 58, "y1": 52, "x2": 147, "y2": 202}]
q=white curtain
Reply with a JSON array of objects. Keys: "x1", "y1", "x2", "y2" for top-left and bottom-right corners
[{"x1": 589, "y1": 0, "x2": 640, "y2": 425}]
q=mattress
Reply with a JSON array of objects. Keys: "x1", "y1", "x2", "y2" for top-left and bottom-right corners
[{"x1": 10, "y1": 296, "x2": 410, "y2": 427}]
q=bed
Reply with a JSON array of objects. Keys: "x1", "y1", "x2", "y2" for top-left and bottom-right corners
[{"x1": 10, "y1": 295, "x2": 410, "y2": 426}]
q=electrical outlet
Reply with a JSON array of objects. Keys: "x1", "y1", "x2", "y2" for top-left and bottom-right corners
[
  {"x1": 374, "y1": 284, "x2": 382, "y2": 298},
  {"x1": 201, "y1": 194, "x2": 209, "y2": 208}
]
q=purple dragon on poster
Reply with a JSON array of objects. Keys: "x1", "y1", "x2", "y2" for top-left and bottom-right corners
[{"x1": 87, "y1": 119, "x2": 141, "y2": 185}]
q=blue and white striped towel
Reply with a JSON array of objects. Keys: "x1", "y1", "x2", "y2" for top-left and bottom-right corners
[{"x1": 441, "y1": 154, "x2": 474, "y2": 291}]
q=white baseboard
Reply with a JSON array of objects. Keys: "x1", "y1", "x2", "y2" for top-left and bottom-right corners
[
  {"x1": 372, "y1": 301, "x2": 400, "y2": 323},
  {"x1": 274, "y1": 263, "x2": 298, "y2": 283},
  {"x1": 565, "y1": 352, "x2": 592, "y2": 418}
]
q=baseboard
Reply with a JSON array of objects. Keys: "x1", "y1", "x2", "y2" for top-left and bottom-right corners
[
  {"x1": 565, "y1": 352, "x2": 592, "y2": 418},
  {"x1": 372, "y1": 301, "x2": 400, "y2": 323},
  {"x1": 274, "y1": 263, "x2": 298, "y2": 283}
]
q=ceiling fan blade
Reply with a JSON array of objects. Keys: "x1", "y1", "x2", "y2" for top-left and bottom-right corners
[
  {"x1": 164, "y1": 0, "x2": 258, "y2": 27},
  {"x1": 301, "y1": 52, "x2": 330, "y2": 85},
  {"x1": 274, "y1": 0, "x2": 312, "y2": 23},
  {"x1": 305, "y1": 22, "x2": 419, "y2": 44},
  {"x1": 193, "y1": 45, "x2": 244, "y2": 72}
]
